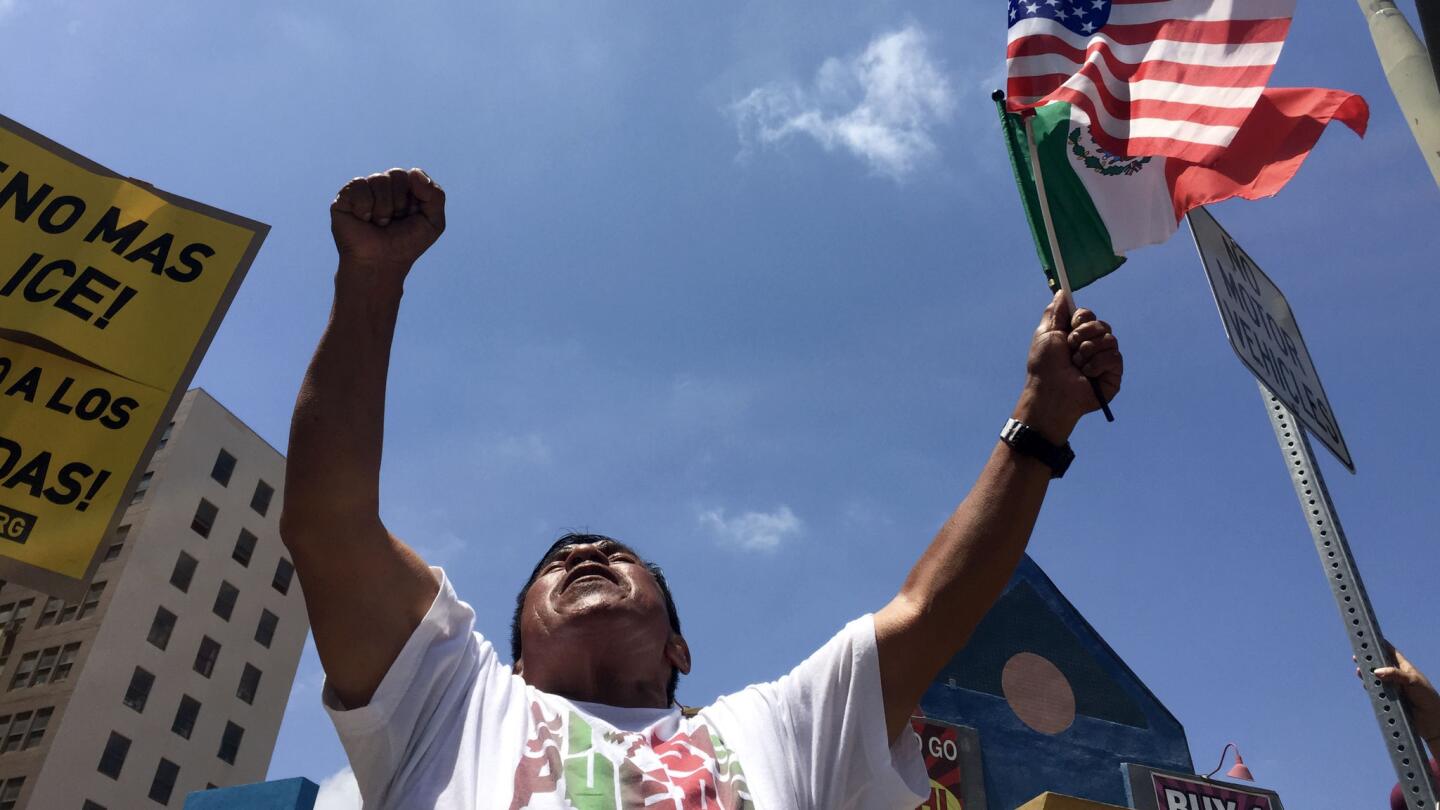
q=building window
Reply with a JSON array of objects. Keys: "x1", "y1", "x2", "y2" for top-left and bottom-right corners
[
  {"x1": 0, "y1": 708, "x2": 57, "y2": 753},
  {"x1": 250, "y1": 480, "x2": 274, "y2": 516},
  {"x1": 0, "y1": 599, "x2": 33, "y2": 629},
  {"x1": 31, "y1": 646, "x2": 59, "y2": 686},
  {"x1": 78, "y1": 581, "x2": 105, "y2": 620},
  {"x1": 213, "y1": 581, "x2": 239, "y2": 622},
  {"x1": 8, "y1": 652, "x2": 36, "y2": 690},
  {"x1": 172, "y1": 695, "x2": 200, "y2": 740},
  {"x1": 103, "y1": 526, "x2": 129, "y2": 562},
  {"x1": 218, "y1": 721, "x2": 244, "y2": 765},
  {"x1": 237, "y1": 664, "x2": 262, "y2": 705},
  {"x1": 232, "y1": 529, "x2": 257, "y2": 567},
  {"x1": 272, "y1": 558, "x2": 294, "y2": 595},
  {"x1": 130, "y1": 471, "x2": 154, "y2": 505},
  {"x1": 255, "y1": 609, "x2": 278, "y2": 648},
  {"x1": 98, "y1": 731, "x2": 130, "y2": 779},
  {"x1": 35, "y1": 596, "x2": 62, "y2": 628},
  {"x1": 170, "y1": 552, "x2": 197, "y2": 593},
  {"x1": 0, "y1": 711, "x2": 28, "y2": 753},
  {"x1": 36, "y1": 591, "x2": 88, "y2": 626},
  {"x1": 7, "y1": 645, "x2": 78, "y2": 692},
  {"x1": 147, "y1": 607, "x2": 177, "y2": 651},
  {"x1": 52, "y1": 642, "x2": 79, "y2": 683},
  {"x1": 148, "y1": 757, "x2": 179, "y2": 805},
  {"x1": 23, "y1": 708, "x2": 50, "y2": 750},
  {"x1": 123, "y1": 667, "x2": 155, "y2": 713},
  {"x1": 0, "y1": 709, "x2": 49, "y2": 753},
  {"x1": 191, "y1": 499, "x2": 218, "y2": 538},
  {"x1": 211, "y1": 450, "x2": 237, "y2": 486},
  {"x1": 0, "y1": 776, "x2": 21, "y2": 810},
  {"x1": 82, "y1": 801, "x2": 106, "y2": 810},
  {"x1": 194, "y1": 637, "x2": 220, "y2": 678},
  {"x1": 156, "y1": 421, "x2": 174, "y2": 450}
]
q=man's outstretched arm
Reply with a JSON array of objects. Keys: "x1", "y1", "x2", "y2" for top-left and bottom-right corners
[
  {"x1": 874, "y1": 291, "x2": 1122, "y2": 741},
  {"x1": 281, "y1": 168, "x2": 447, "y2": 709}
]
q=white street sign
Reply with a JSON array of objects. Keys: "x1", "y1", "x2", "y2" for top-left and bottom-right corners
[{"x1": 1188, "y1": 207, "x2": 1354, "y2": 472}]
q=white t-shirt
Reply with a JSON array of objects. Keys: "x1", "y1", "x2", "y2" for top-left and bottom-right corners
[{"x1": 324, "y1": 569, "x2": 929, "y2": 810}]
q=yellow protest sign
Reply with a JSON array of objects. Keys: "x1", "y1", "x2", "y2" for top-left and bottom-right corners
[
  {"x1": 0, "y1": 114, "x2": 266, "y2": 597},
  {"x1": 0, "y1": 337, "x2": 163, "y2": 577},
  {"x1": 0, "y1": 124, "x2": 262, "y2": 389}
]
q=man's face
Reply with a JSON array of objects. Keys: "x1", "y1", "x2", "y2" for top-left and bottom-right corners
[{"x1": 517, "y1": 539, "x2": 676, "y2": 661}]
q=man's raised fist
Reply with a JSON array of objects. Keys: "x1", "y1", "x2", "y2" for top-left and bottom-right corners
[{"x1": 331, "y1": 168, "x2": 446, "y2": 273}]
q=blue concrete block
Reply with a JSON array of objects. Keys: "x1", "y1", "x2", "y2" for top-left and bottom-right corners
[{"x1": 183, "y1": 777, "x2": 318, "y2": 810}]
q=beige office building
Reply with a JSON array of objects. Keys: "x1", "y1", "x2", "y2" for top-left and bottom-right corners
[{"x1": 0, "y1": 389, "x2": 308, "y2": 809}]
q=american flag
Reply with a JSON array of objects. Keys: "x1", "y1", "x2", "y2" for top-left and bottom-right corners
[{"x1": 1006, "y1": 0, "x2": 1295, "y2": 163}]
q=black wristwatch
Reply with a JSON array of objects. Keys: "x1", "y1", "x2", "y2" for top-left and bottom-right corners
[{"x1": 1000, "y1": 418, "x2": 1074, "y2": 478}]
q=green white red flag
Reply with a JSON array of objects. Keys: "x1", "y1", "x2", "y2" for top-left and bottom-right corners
[{"x1": 999, "y1": 89, "x2": 1368, "y2": 291}]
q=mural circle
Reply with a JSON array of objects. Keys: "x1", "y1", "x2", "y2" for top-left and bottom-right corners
[{"x1": 1001, "y1": 651, "x2": 1076, "y2": 734}]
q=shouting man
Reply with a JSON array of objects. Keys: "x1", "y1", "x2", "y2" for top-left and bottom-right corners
[{"x1": 282, "y1": 168, "x2": 1123, "y2": 809}]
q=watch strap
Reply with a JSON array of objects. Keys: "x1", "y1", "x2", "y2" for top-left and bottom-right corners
[{"x1": 1000, "y1": 418, "x2": 1074, "y2": 478}]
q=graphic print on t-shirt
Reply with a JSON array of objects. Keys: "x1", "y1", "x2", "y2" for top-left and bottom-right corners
[{"x1": 510, "y1": 699, "x2": 756, "y2": 809}]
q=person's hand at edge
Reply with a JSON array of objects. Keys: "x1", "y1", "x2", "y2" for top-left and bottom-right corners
[{"x1": 1361, "y1": 644, "x2": 1440, "y2": 746}]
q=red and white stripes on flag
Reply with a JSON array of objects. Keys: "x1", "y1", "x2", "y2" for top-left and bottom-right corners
[{"x1": 1006, "y1": 0, "x2": 1295, "y2": 163}]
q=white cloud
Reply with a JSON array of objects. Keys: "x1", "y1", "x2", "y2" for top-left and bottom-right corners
[
  {"x1": 699, "y1": 505, "x2": 802, "y2": 552},
  {"x1": 730, "y1": 25, "x2": 955, "y2": 180},
  {"x1": 313, "y1": 766, "x2": 361, "y2": 810}
]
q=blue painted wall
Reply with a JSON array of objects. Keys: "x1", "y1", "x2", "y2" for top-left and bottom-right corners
[
  {"x1": 919, "y1": 556, "x2": 1192, "y2": 810},
  {"x1": 183, "y1": 777, "x2": 318, "y2": 810}
]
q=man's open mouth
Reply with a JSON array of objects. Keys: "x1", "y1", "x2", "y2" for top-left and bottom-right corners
[{"x1": 562, "y1": 563, "x2": 620, "y2": 591}]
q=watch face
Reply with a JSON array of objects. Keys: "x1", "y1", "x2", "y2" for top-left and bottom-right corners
[
  {"x1": 1001, "y1": 419, "x2": 1023, "y2": 442},
  {"x1": 1001, "y1": 419, "x2": 1070, "y2": 478}
]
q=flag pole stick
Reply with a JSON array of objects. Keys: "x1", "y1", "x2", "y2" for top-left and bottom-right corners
[
  {"x1": 1022, "y1": 112, "x2": 1115, "y2": 421},
  {"x1": 1022, "y1": 115, "x2": 1074, "y2": 298}
]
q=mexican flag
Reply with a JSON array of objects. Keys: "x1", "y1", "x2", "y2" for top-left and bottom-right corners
[{"x1": 1000, "y1": 88, "x2": 1369, "y2": 292}]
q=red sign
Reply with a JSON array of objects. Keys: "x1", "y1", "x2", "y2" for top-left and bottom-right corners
[
  {"x1": 911, "y1": 717, "x2": 969, "y2": 809},
  {"x1": 1152, "y1": 773, "x2": 1273, "y2": 810}
]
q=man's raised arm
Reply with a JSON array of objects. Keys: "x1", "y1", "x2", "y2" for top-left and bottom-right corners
[
  {"x1": 281, "y1": 168, "x2": 447, "y2": 709},
  {"x1": 874, "y1": 291, "x2": 1122, "y2": 740}
]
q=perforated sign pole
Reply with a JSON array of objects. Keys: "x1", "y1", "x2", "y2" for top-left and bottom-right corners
[{"x1": 1260, "y1": 382, "x2": 1438, "y2": 808}]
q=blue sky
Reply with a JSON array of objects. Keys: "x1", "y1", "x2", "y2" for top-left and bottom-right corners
[{"x1": 4, "y1": 1, "x2": 1438, "y2": 807}]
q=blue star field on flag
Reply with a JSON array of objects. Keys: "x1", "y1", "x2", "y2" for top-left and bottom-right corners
[{"x1": 1008, "y1": 0, "x2": 1111, "y2": 36}]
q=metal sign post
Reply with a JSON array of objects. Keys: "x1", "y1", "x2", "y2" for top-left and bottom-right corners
[
  {"x1": 1259, "y1": 385, "x2": 1437, "y2": 808},
  {"x1": 1189, "y1": 208, "x2": 1437, "y2": 806}
]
